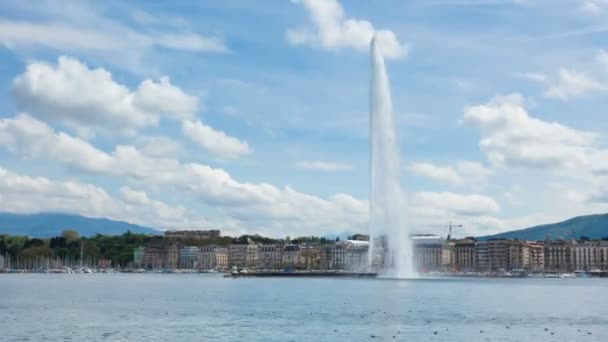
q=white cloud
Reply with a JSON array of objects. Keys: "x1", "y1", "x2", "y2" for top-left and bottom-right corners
[
  {"x1": 287, "y1": 0, "x2": 407, "y2": 59},
  {"x1": 0, "y1": 2, "x2": 227, "y2": 73},
  {"x1": 0, "y1": 115, "x2": 366, "y2": 236},
  {"x1": 411, "y1": 191, "x2": 501, "y2": 216},
  {"x1": 581, "y1": 1, "x2": 606, "y2": 15},
  {"x1": 158, "y1": 33, "x2": 227, "y2": 53},
  {"x1": 296, "y1": 160, "x2": 353, "y2": 171},
  {"x1": 463, "y1": 93, "x2": 597, "y2": 169},
  {"x1": 597, "y1": 49, "x2": 608, "y2": 71},
  {"x1": 409, "y1": 161, "x2": 491, "y2": 186},
  {"x1": 12, "y1": 56, "x2": 199, "y2": 135},
  {"x1": 135, "y1": 136, "x2": 183, "y2": 158},
  {"x1": 0, "y1": 166, "x2": 192, "y2": 230},
  {"x1": 543, "y1": 68, "x2": 605, "y2": 100},
  {"x1": 182, "y1": 120, "x2": 252, "y2": 159}
]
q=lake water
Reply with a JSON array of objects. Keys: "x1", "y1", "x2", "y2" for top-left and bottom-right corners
[{"x1": 1, "y1": 274, "x2": 607, "y2": 341}]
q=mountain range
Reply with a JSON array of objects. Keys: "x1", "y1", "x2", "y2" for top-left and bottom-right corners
[
  {"x1": 479, "y1": 213, "x2": 608, "y2": 241},
  {"x1": 1, "y1": 212, "x2": 607, "y2": 240},
  {"x1": 0, "y1": 213, "x2": 160, "y2": 237}
]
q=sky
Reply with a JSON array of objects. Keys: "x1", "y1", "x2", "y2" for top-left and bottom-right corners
[{"x1": 0, "y1": 0, "x2": 607, "y2": 238}]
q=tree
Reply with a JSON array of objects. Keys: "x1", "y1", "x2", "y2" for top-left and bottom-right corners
[
  {"x1": 61, "y1": 229, "x2": 80, "y2": 242},
  {"x1": 24, "y1": 238, "x2": 45, "y2": 249}
]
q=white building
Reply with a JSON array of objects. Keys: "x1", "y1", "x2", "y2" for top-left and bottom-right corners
[{"x1": 330, "y1": 240, "x2": 369, "y2": 271}]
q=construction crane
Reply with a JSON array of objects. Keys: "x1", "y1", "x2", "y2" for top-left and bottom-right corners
[
  {"x1": 416, "y1": 222, "x2": 463, "y2": 240},
  {"x1": 446, "y1": 221, "x2": 463, "y2": 240}
]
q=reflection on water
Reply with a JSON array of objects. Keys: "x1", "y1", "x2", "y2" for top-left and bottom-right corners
[{"x1": 1, "y1": 274, "x2": 607, "y2": 341}]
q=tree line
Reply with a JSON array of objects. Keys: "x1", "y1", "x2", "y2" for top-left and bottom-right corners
[{"x1": 0, "y1": 230, "x2": 337, "y2": 269}]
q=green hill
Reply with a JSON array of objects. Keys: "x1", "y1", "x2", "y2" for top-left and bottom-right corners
[{"x1": 479, "y1": 213, "x2": 608, "y2": 241}]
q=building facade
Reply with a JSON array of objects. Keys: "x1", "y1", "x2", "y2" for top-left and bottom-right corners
[
  {"x1": 572, "y1": 240, "x2": 608, "y2": 271},
  {"x1": 199, "y1": 245, "x2": 229, "y2": 270},
  {"x1": 330, "y1": 240, "x2": 368, "y2": 271},
  {"x1": 229, "y1": 243, "x2": 259, "y2": 269},
  {"x1": 258, "y1": 244, "x2": 283, "y2": 269},
  {"x1": 179, "y1": 246, "x2": 200, "y2": 269},
  {"x1": 544, "y1": 240, "x2": 573, "y2": 273}
]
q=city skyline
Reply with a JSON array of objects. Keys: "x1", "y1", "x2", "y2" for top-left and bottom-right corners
[{"x1": 1, "y1": 0, "x2": 608, "y2": 238}]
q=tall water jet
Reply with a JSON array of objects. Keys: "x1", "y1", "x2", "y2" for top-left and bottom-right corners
[{"x1": 369, "y1": 36, "x2": 414, "y2": 278}]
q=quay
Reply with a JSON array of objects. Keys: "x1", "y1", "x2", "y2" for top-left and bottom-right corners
[{"x1": 226, "y1": 271, "x2": 378, "y2": 278}]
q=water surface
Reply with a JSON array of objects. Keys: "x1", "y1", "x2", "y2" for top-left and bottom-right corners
[{"x1": 1, "y1": 274, "x2": 606, "y2": 341}]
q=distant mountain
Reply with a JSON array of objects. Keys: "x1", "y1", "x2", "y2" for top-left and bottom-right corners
[
  {"x1": 0, "y1": 213, "x2": 161, "y2": 237},
  {"x1": 479, "y1": 213, "x2": 608, "y2": 241}
]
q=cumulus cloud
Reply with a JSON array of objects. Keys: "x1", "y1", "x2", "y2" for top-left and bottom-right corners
[
  {"x1": 287, "y1": 0, "x2": 407, "y2": 59},
  {"x1": 12, "y1": 57, "x2": 199, "y2": 135},
  {"x1": 462, "y1": 94, "x2": 597, "y2": 169},
  {"x1": 135, "y1": 136, "x2": 184, "y2": 158},
  {"x1": 543, "y1": 68, "x2": 605, "y2": 100},
  {"x1": 409, "y1": 161, "x2": 491, "y2": 186},
  {"x1": 296, "y1": 160, "x2": 353, "y2": 171},
  {"x1": 0, "y1": 166, "x2": 191, "y2": 229},
  {"x1": 518, "y1": 67, "x2": 606, "y2": 100},
  {"x1": 182, "y1": 120, "x2": 252, "y2": 159},
  {"x1": 0, "y1": 115, "x2": 366, "y2": 236}
]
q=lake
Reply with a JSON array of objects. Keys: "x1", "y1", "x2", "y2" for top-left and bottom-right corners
[{"x1": 1, "y1": 274, "x2": 607, "y2": 341}]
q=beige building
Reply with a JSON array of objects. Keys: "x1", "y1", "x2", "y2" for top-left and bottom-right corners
[
  {"x1": 300, "y1": 245, "x2": 329, "y2": 270},
  {"x1": 544, "y1": 240, "x2": 573, "y2": 273},
  {"x1": 452, "y1": 239, "x2": 476, "y2": 272},
  {"x1": 258, "y1": 244, "x2": 283, "y2": 269},
  {"x1": 163, "y1": 243, "x2": 179, "y2": 269},
  {"x1": 528, "y1": 242, "x2": 545, "y2": 272},
  {"x1": 281, "y1": 245, "x2": 301, "y2": 268},
  {"x1": 199, "y1": 245, "x2": 229, "y2": 270},
  {"x1": 229, "y1": 243, "x2": 259, "y2": 269},
  {"x1": 141, "y1": 245, "x2": 162, "y2": 269},
  {"x1": 572, "y1": 240, "x2": 608, "y2": 271}
]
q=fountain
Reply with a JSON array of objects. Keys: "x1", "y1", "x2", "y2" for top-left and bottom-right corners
[{"x1": 369, "y1": 35, "x2": 414, "y2": 278}]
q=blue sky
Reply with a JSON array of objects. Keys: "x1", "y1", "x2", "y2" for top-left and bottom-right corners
[{"x1": 1, "y1": 0, "x2": 607, "y2": 238}]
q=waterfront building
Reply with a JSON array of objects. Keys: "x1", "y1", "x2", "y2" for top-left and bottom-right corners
[
  {"x1": 133, "y1": 246, "x2": 145, "y2": 268},
  {"x1": 528, "y1": 242, "x2": 545, "y2": 272},
  {"x1": 475, "y1": 241, "x2": 489, "y2": 273},
  {"x1": 199, "y1": 245, "x2": 229, "y2": 270},
  {"x1": 229, "y1": 243, "x2": 259, "y2": 269},
  {"x1": 142, "y1": 245, "x2": 162, "y2": 269},
  {"x1": 163, "y1": 243, "x2": 179, "y2": 269},
  {"x1": 412, "y1": 235, "x2": 445, "y2": 272},
  {"x1": 258, "y1": 244, "x2": 283, "y2": 269},
  {"x1": 281, "y1": 244, "x2": 301, "y2": 269},
  {"x1": 544, "y1": 240, "x2": 573, "y2": 273},
  {"x1": 299, "y1": 245, "x2": 329, "y2": 270},
  {"x1": 572, "y1": 240, "x2": 608, "y2": 271},
  {"x1": 486, "y1": 239, "x2": 510, "y2": 272},
  {"x1": 330, "y1": 240, "x2": 368, "y2": 271},
  {"x1": 0, "y1": 254, "x2": 4, "y2": 269},
  {"x1": 165, "y1": 230, "x2": 221, "y2": 240},
  {"x1": 451, "y1": 238, "x2": 476, "y2": 272},
  {"x1": 179, "y1": 246, "x2": 200, "y2": 269}
]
